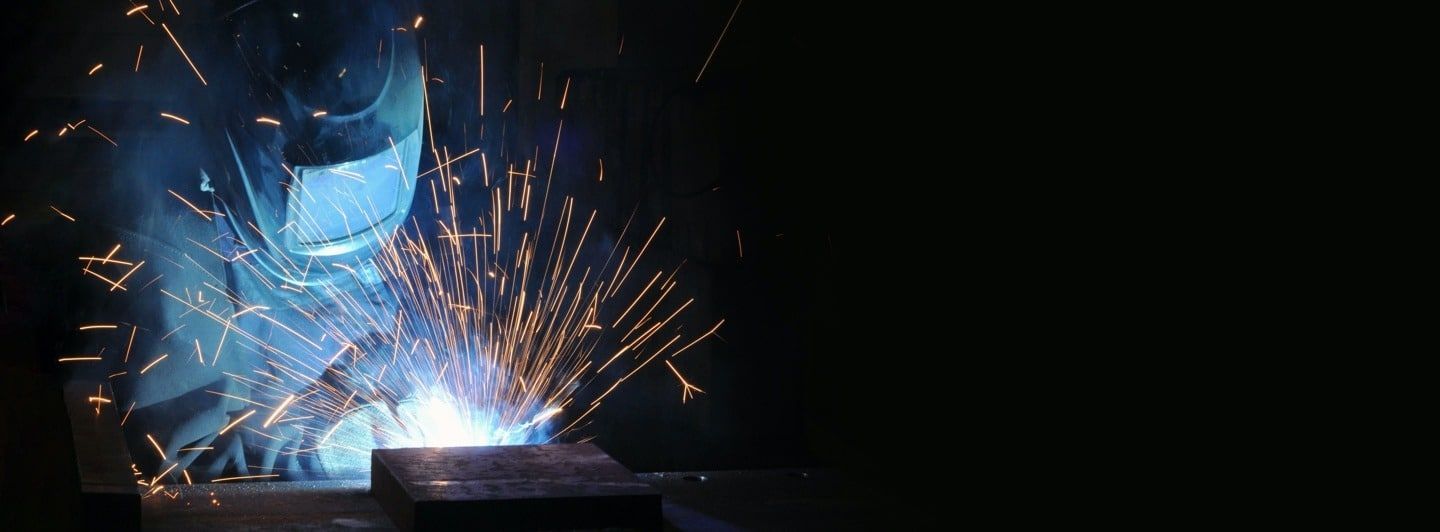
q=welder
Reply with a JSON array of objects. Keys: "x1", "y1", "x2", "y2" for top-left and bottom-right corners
[{"x1": 84, "y1": 0, "x2": 424, "y2": 481}]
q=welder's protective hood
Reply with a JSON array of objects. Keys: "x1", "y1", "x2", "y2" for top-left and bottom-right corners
[{"x1": 208, "y1": 0, "x2": 424, "y2": 273}]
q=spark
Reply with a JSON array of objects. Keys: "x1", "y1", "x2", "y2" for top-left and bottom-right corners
[
  {"x1": 312, "y1": 110, "x2": 328, "y2": 117},
  {"x1": 167, "y1": 189, "x2": 219, "y2": 220},
  {"x1": 503, "y1": 98, "x2": 513, "y2": 113},
  {"x1": 159, "y1": 112, "x2": 190, "y2": 125},
  {"x1": 695, "y1": 0, "x2": 743, "y2": 83},
  {"x1": 218, "y1": 409, "x2": 255, "y2": 435},
  {"x1": 49, "y1": 206, "x2": 77, "y2": 221},
  {"x1": 560, "y1": 77, "x2": 571, "y2": 109},
  {"x1": 82, "y1": 268, "x2": 126, "y2": 291},
  {"x1": 263, "y1": 394, "x2": 296, "y2": 428},
  {"x1": 88, "y1": 63, "x2": 104, "y2": 75},
  {"x1": 139, "y1": 354, "x2": 168, "y2": 374},
  {"x1": 152, "y1": 462, "x2": 178, "y2": 485},
  {"x1": 58, "y1": 356, "x2": 103, "y2": 363},
  {"x1": 665, "y1": 360, "x2": 705, "y2": 403},
  {"x1": 415, "y1": 147, "x2": 481, "y2": 179},
  {"x1": 135, "y1": 45, "x2": 144, "y2": 72},
  {"x1": 146, "y1": 434, "x2": 166, "y2": 459},
  {"x1": 161, "y1": 23, "x2": 207, "y2": 85},
  {"x1": 110, "y1": 261, "x2": 145, "y2": 292},
  {"x1": 124, "y1": 325, "x2": 138, "y2": 362},
  {"x1": 668, "y1": 319, "x2": 726, "y2": 358},
  {"x1": 255, "y1": 116, "x2": 281, "y2": 126},
  {"x1": 23, "y1": 130, "x2": 38, "y2": 141},
  {"x1": 121, "y1": 401, "x2": 136, "y2": 426},
  {"x1": 79, "y1": 324, "x2": 119, "y2": 330},
  {"x1": 126, "y1": 5, "x2": 149, "y2": 16},
  {"x1": 479, "y1": 44, "x2": 485, "y2": 115},
  {"x1": 212, "y1": 474, "x2": 280, "y2": 482},
  {"x1": 87, "y1": 125, "x2": 119, "y2": 147},
  {"x1": 414, "y1": 15, "x2": 424, "y2": 29},
  {"x1": 1, "y1": 214, "x2": 14, "y2": 225},
  {"x1": 735, "y1": 229, "x2": 743, "y2": 258}
]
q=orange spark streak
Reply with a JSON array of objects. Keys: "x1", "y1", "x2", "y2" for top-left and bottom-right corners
[
  {"x1": 212, "y1": 474, "x2": 279, "y2": 482},
  {"x1": 664, "y1": 360, "x2": 705, "y2": 402},
  {"x1": 23, "y1": 130, "x2": 38, "y2": 141},
  {"x1": 126, "y1": 6, "x2": 149, "y2": 16},
  {"x1": 159, "y1": 112, "x2": 190, "y2": 125},
  {"x1": 124, "y1": 325, "x2": 138, "y2": 362},
  {"x1": 255, "y1": 117, "x2": 281, "y2": 126},
  {"x1": 109, "y1": 261, "x2": 145, "y2": 292},
  {"x1": 152, "y1": 462, "x2": 178, "y2": 485},
  {"x1": 49, "y1": 205, "x2": 77, "y2": 222},
  {"x1": 139, "y1": 354, "x2": 168, "y2": 374},
  {"x1": 669, "y1": 319, "x2": 726, "y2": 358},
  {"x1": 79, "y1": 324, "x2": 118, "y2": 330},
  {"x1": 161, "y1": 23, "x2": 207, "y2": 85},
  {"x1": 121, "y1": 401, "x2": 136, "y2": 426},
  {"x1": 87, "y1": 125, "x2": 118, "y2": 146},
  {"x1": 134, "y1": 45, "x2": 144, "y2": 72},
  {"x1": 58, "y1": 357, "x2": 103, "y2": 363},
  {"x1": 560, "y1": 77, "x2": 571, "y2": 109},
  {"x1": 263, "y1": 394, "x2": 296, "y2": 427},
  {"x1": 415, "y1": 147, "x2": 481, "y2": 179},
  {"x1": 146, "y1": 433, "x2": 166, "y2": 459},
  {"x1": 81, "y1": 269, "x2": 126, "y2": 291},
  {"x1": 695, "y1": 0, "x2": 743, "y2": 83},
  {"x1": 218, "y1": 409, "x2": 255, "y2": 435},
  {"x1": 167, "y1": 189, "x2": 212, "y2": 220},
  {"x1": 479, "y1": 44, "x2": 485, "y2": 115},
  {"x1": 1, "y1": 214, "x2": 13, "y2": 225},
  {"x1": 88, "y1": 64, "x2": 103, "y2": 75}
]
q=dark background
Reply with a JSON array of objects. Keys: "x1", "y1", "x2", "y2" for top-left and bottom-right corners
[{"x1": 2, "y1": 0, "x2": 879, "y2": 517}]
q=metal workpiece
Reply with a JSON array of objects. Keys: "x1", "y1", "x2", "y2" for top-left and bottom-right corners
[
  {"x1": 63, "y1": 379, "x2": 141, "y2": 531},
  {"x1": 371, "y1": 443, "x2": 661, "y2": 531}
]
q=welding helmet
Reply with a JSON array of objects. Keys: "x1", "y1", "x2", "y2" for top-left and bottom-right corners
[{"x1": 198, "y1": 0, "x2": 424, "y2": 289}]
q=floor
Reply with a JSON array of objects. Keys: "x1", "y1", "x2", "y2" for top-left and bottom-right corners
[{"x1": 142, "y1": 469, "x2": 872, "y2": 530}]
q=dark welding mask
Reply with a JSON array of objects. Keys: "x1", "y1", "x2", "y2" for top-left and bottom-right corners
[{"x1": 200, "y1": 0, "x2": 423, "y2": 288}]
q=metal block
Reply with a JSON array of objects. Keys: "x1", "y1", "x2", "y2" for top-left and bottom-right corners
[
  {"x1": 371, "y1": 444, "x2": 660, "y2": 531},
  {"x1": 63, "y1": 380, "x2": 141, "y2": 531}
]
